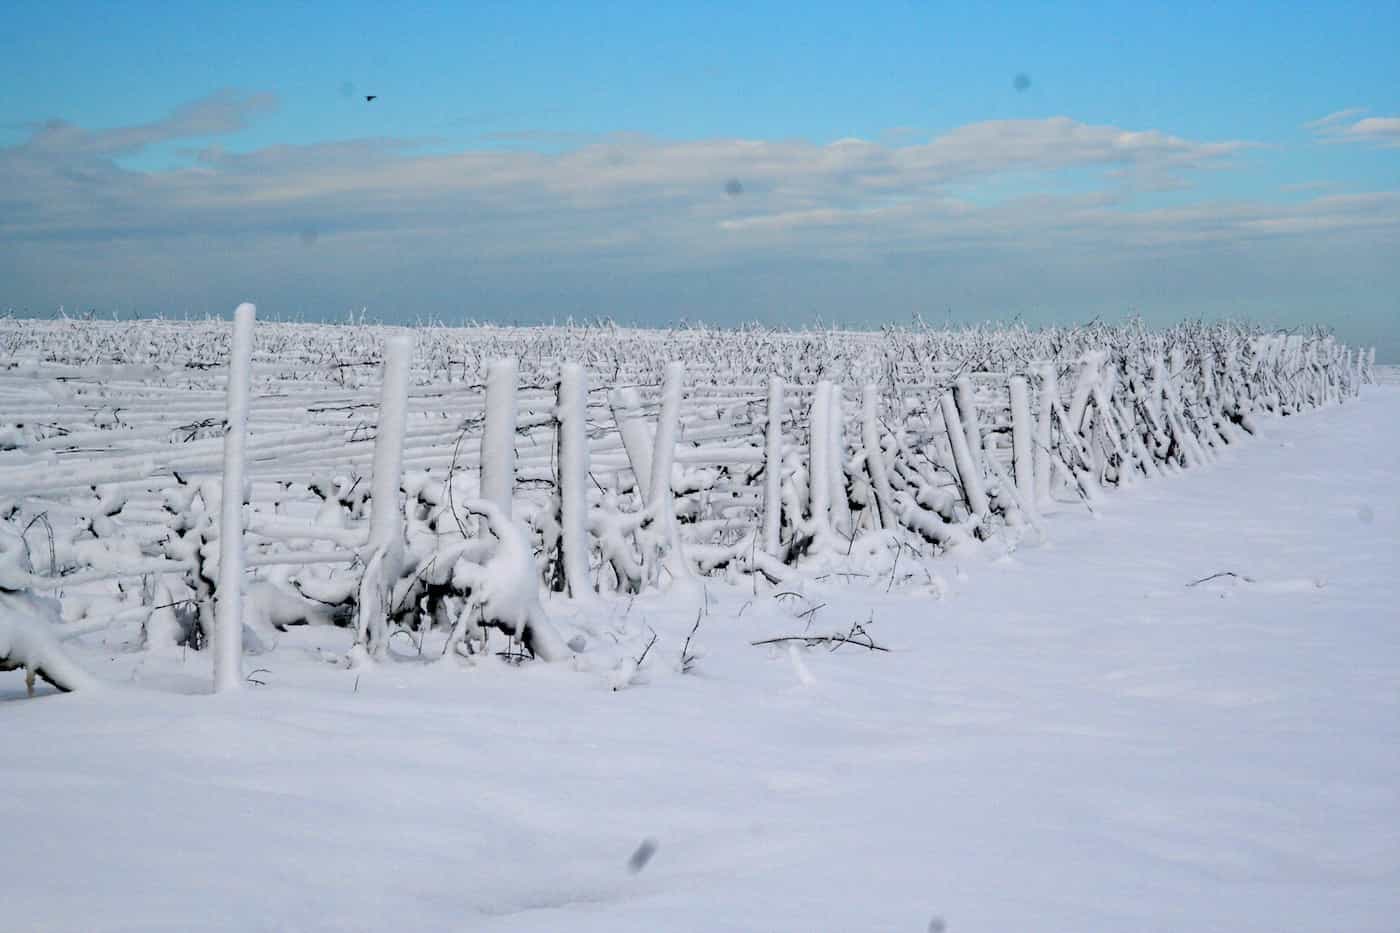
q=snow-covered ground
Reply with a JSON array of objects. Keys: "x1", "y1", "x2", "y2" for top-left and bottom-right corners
[{"x1": 4, "y1": 387, "x2": 1398, "y2": 932}]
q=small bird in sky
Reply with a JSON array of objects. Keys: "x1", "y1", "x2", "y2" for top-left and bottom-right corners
[{"x1": 365, "y1": 95, "x2": 377, "y2": 102}]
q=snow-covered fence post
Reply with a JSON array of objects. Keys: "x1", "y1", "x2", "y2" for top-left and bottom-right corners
[
  {"x1": 1008, "y1": 375, "x2": 1035, "y2": 508},
  {"x1": 556, "y1": 363, "x2": 593, "y2": 599},
  {"x1": 648, "y1": 361, "x2": 692, "y2": 585},
  {"x1": 370, "y1": 336, "x2": 413, "y2": 551},
  {"x1": 827, "y1": 386, "x2": 852, "y2": 536},
  {"x1": 808, "y1": 380, "x2": 834, "y2": 545},
  {"x1": 480, "y1": 358, "x2": 517, "y2": 517},
  {"x1": 861, "y1": 383, "x2": 895, "y2": 530},
  {"x1": 762, "y1": 375, "x2": 785, "y2": 556},
  {"x1": 213, "y1": 302, "x2": 255, "y2": 693},
  {"x1": 353, "y1": 334, "x2": 413, "y2": 661},
  {"x1": 1034, "y1": 364, "x2": 1056, "y2": 507}
]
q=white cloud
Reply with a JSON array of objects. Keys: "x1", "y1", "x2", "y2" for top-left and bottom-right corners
[
  {"x1": 0, "y1": 96, "x2": 1259, "y2": 251},
  {"x1": 1, "y1": 91, "x2": 1397, "y2": 355},
  {"x1": 1307, "y1": 108, "x2": 1400, "y2": 148}
]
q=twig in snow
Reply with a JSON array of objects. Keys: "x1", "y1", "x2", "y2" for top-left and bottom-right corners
[
  {"x1": 1186, "y1": 570, "x2": 1254, "y2": 587},
  {"x1": 679, "y1": 611, "x2": 702, "y2": 674},
  {"x1": 751, "y1": 631, "x2": 889, "y2": 653},
  {"x1": 797, "y1": 602, "x2": 826, "y2": 631},
  {"x1": 634, "y1": 626, "x2": 658, "y2": 667},
  {"x1": 16, "y1": 511, "x2": 58, "y2": 577}
]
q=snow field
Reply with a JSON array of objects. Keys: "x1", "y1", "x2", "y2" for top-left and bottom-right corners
[{"x1": 2, "y1": 385, "x2": 1397, "y2": 931}]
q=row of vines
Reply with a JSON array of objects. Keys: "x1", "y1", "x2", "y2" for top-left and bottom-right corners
[{"x1": 0, "y1": 314, "x2": 1375, "y2": 691}]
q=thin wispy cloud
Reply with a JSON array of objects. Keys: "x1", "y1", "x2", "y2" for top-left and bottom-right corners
[
  {"x1": 21, "y1": 90, "x2": 277, "y2": 158},
  {"x1": 1307, "y1": 108, "x2": 1400, "y2": 148}
]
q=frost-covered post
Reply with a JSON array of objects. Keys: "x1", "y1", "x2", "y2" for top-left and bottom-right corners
[
  {"x1": 808, "y1": 380, "x2": 834, "y2": 544},
  {"x1": 827, "y1": 386, "x2": 852, "y2": 536},
  {"x1": 649, "y1": 362, "x2": 692, "y2": 584},
  {"x1": 1034, "y1": 364, "x2": 1056, "y2": 507},
  {"x1": 1008, "y1": 375, "x2": 1035, "y2": 508},
  {"x1": 480, "y1": 358, "x2": 517, "y2": 516},
  {"x1": 369, "y1": 336, "x2": 413, "y2": 554},
  {"x1": 556, "y1": 363, "x2": 593, "y2": 599},
  {"x1": 762, "y1": 375, "x2": 785, "y2": 556},
  {"x1": 353, "y1": 334, "x2": 413, "y2": 661},
  {"x1": 213, "y1": 302, "x2": 255, "y2": 693}
]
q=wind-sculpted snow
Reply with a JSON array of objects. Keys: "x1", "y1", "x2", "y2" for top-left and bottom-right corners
[{"x1": 0, "y1": 317, "x2": 1375, "y2": 682}]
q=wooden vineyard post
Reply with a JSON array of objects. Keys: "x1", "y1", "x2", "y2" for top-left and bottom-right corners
[
  {"x1": 1034, "y1": 364, "x2": 1056, "y2": 508},
  {"x1": 649, "y1": 362, "x2": 692, "y2": 585},
  {"x1": 480, "y1": 358, "x2": 518, "y2": 517},
  {"x1": 556, "y1": 363, "x2": 593, "y2": 599},
  {"x1": 762, "y1": 376, "x2": 785, "y2": 556},
  {"x1": 827, "y1": 385, "x2": 852, "y2": 537},
  {"x1": 353, "y1": 334, "x2": 413, "y2": 661},
  {"x1": 808, "y1": 381, "x2": 834, "y2": 545},
  {"x1": 213, "y1": 302, "x2": 255, "y2": 693},
  {"x1": 1008, "y1": 375, "x2": 1035, "y2": 509}
]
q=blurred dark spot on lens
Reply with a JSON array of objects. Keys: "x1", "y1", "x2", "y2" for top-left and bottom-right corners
[
  {"x1": 299, "y1": 228, "x2": 319, "y2": 247},
  {"x1": 725, "y1": 178, "x2": 744, "y2": 197},
  {"x1": 1013, "y1": 73, "x2": 1032, "y2": 92},
  {"x1": 627, "y1": 838, "x2": 658, "y2": 873}
]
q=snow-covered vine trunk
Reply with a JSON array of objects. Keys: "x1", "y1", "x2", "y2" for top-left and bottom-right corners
[
  {"x1": 1, "y1": 593, "x2": 102, "y2": 695},
  {"x1": 611, "y1": 387, "x2": 654, "y2": 502},
  {"x1": 861, "y1": 383, "x2": 895, "y2": 530},
  {"x1": 213, "y1": 302, "x2": 254, "y2": 692},
  {"x1": 941, "y1": 389, "x2": 988, "y2": 517},
  {"x1": 556, "y1": 363, "x2": 594, "y2": 599},
  {"x1": 353, "y1": 334, "x2": 413, "y2": 660},
  {"x1": 480, "y1": 358, "x2": 517, "y2": 517}
]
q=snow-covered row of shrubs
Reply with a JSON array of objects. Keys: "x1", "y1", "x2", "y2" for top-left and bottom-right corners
[{"x1": 0, "y1": 317, "x2": 1373, "y2": 689}]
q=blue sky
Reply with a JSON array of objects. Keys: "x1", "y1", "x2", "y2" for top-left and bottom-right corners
[{"x1": 2, "y1": 0, "x2": 1398, "y2": 354}]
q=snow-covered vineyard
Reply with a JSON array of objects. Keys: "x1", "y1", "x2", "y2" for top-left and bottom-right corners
[{"x1": 0, "y1": 315, "x2": 1377, "y2": 690}]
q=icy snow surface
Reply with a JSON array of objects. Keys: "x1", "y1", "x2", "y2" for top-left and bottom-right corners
[{"x1": 3, "y1": 389, "x2": 1398, "y2": 932}]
